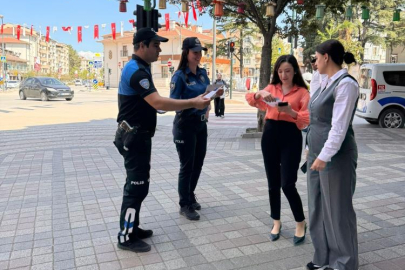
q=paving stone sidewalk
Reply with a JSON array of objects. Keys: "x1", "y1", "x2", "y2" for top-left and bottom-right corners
[{"x1": 1, "y1": 119, "x2": 405, "y2": 270}]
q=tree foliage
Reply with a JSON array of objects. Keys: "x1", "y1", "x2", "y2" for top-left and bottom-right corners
[{"x1": 67, "y1": 45, "x2": 81, "y2": 76}]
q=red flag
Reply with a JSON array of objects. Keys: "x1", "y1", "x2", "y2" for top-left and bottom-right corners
[
  {"x1": 46, "y1": 26, "x2": 50, "y2": 42},
  {"x1": 111, "y1": 23, "x2": 116, "y2": 40},
  {"x1": 165, "y1": 14, "x2": 170, "y2": 31},
  {"x1": 30, "y1": 25, "x2": 33, "y2": 36},
  {"x1": 1, "y1": 24, "x2": 3, "y2": 34},
  {"x1": 62, "y1": 26, "x2": 71, "y2": 32},
  {"x1": 184, "y1": 11, "x2": 189, "y2": 27},
  {"x1": 94, "y1": 25, "x2": 99, "y2": 39},
  {"x1": 129, "y1": 19, "x2": 134, "y2": 26},
  {"x1": 191, "y1": 2, "x2": 197, "y2": 21},
  {"x1": 196, "y1": 0, "x2": 203, "y2": 12},
  {"x1": 178, "y1": 11, "x2": 181, "y2": 19},
  {"x1": 16, "y1": 25, "x2": 21, "y2": 40},
  {"x1": 78, "y1": 26, "x2": 82, "y2": 43}
]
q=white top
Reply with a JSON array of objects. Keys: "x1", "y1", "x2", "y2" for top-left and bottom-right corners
[
  {"x1": 215, "y1": 79, "x2": 227, "y2": 99},
  {"x1": 314, "y1": 69, "x2": 359, "y2": 162},
  {"x1": 309, "y1": 70, "x2": 327, "y2": 97}
]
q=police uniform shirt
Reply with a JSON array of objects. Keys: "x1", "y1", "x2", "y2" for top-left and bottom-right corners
[
  {"x1": 117, "y1": 54, "x2": 157, "y2": 131},
  {"x1": 170, "y1": 67, "x2": 210, "y2": 116}
]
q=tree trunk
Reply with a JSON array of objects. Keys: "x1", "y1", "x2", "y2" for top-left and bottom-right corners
[{"x1": 257, "y1": 31, "x2": 273, "y2": 132}]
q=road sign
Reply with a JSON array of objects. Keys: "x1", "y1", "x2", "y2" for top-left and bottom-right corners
[
  {"x1": 89, "y1": 61, "x2": 94, "y2": 66},
  {"x1": 94, "y1": 61, "x2": 102, "y2": 68},
  {"x1": 93, "y1": 79, "x2": 98, "y2": 84},
  {"x1": 167, "y1": 61, "x2": 172, "y2": 67},
  {"x1": 0, "y1": 56, "x2": 6, "y2": 63}
]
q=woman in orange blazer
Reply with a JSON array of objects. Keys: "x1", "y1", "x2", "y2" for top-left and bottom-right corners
[{"x1": 246, "y1": 55, "x2": 310, "y2": 245}]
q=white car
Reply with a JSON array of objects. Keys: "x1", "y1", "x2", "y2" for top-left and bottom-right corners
[
  {"x1": 356, "y1": 63, "x2": 405, "y2": 128},
  {"x1": 74, "y1": 79, "x2": 82, "y2": 86},
  {"x1": 6, "y1": 80, "x2": 19, "y2": 89}
]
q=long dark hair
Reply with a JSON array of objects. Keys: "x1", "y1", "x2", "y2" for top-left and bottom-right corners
[
  {"x1": 271, "y1": 55, "x2": 308, "y2": 89},
  {"x1": 316, "y1": 39, "x2": 356, "y2": 66},
  {"x1": 177, "y1": 49, "x2": 190, "y2": 72}
]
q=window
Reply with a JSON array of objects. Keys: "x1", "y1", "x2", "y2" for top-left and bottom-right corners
[
  {"x1": 359, "y1": 69, "x2": 372, "y2": 90},
  {"x1": 122, "y1": 45, "x2": 128, "y2": 57},
  {"x1": 383, "y1": 71, "x2": 405, "y2": 87},
  {"x1": 244, "y1": 59, "x2": 251, "y2": 65},
  {"x1": 162, "y1": 66, "x2": 169, "y2": 78}
]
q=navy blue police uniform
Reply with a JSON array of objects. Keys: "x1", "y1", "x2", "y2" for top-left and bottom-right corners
[
  {"x1": 170, "y1": 38, "x2": 210, "y2": 219},
  {"x1": 114, "y1": 28, "x2": 168, "y2": 252}
]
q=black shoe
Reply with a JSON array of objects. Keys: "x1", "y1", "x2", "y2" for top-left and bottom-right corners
[
  {"x1": 117, "y1": 239, "x2": 151, "y2": 253},
  {"x1": 191, "y1": 194, "x2": 201, "y2": 210},
  {"x1": 191, "y1": 202, "x2": 201, "y2": 210},
  {"x1": 306, "y1": 262, "x2": 323, "y2": 270},
  {"x1": 270, "y1": 224, "x2": 282, "y2": 241},
  {"x1": 137, "y1": 228, "x2": 153, "y2": 239},
  {"x1": 293, "y1": 223, "x2": 307, "y2": 245},
  {"x1": 180, "y1": 206, "x2": 200, "y2": 220}
]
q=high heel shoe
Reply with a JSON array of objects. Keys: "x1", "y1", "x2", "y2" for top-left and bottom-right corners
[
  {"x1": 270, "y1": 224, "x2": 282, "y2": 241},
  {"x1": 293, "y1": 223, "x2": 307, "y2": 245}
]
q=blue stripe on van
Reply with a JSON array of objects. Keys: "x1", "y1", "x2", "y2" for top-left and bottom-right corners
[{"x1": 377, "y1": 97, "x2": 405, "y2": 107}]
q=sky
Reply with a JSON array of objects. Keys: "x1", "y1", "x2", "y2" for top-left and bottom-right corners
[{"x1": 1, "y1": 0, "x2": 214, "y2": 53}]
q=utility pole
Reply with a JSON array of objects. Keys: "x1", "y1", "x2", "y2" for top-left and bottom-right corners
[
  {"x1": 212, "y1": 16, "x2": 216, "y2": 82},
  {"x1": 0, "y1": 15, "x2": 5, "y2": 91},
  {"x1": 230, "y1": 53, "x2": 233, "y2": 100}
]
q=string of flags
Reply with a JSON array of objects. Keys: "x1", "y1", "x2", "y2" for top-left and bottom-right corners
[{"x1": 0, "y1": 1, "x2": 205, "y2": 43}]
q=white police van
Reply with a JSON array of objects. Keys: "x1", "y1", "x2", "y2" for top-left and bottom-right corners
[{"x1": 356, "y1": 64, "x2": 405, "y2": 128}]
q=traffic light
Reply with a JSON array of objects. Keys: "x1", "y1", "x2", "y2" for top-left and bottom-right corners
[
  {"x1": 229, "y1": 41, "x2": 235, "y2": 53},
  {"x1": 151, "y1": 8, "x2": 162, "y2": 32},
  {"x1": 134, "y1": 5, "x2": 146, "y2": 30}
]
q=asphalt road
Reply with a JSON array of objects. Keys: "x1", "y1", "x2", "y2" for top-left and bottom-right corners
[{"x1": 0, "y1": 85, "x2": 373, "y2": 131}]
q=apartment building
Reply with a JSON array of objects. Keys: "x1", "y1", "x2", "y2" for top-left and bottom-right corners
[{"x1": 0, "y1": 24, "x2": 69, "y2": 79}]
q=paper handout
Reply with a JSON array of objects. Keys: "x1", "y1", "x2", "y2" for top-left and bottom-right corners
[{"x1": 204, "y1": 84, "x2": 224, "y2": 99}]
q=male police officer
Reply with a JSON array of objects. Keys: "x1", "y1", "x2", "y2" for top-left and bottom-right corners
[{"x1": 114, "y1": 28, "x2": 211, "y2": 253}]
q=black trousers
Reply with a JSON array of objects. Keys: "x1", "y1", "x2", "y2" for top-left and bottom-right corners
[
  {"x1": 114, "y1": 128, "x2": 151, "y2": 244},
  {"x1": 214, "y1": 97, "x2": 225, "y2": 116},
  {"x1": 261, "y1": 120, "x2": 305, "y2": 222},
  {"x1": 173, "y1": 116, "x2": 207, "y2": 207}
]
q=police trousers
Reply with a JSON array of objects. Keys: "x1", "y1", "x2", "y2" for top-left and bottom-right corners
[
  {"x1": 114, "y1": 127, "x2": 152, "y2": 244},
  {"x1": 261, "y1": 120, "x2": 305, "y2": 222},
  {"x1": 173, "y1": 115, "x2": 207, "y2": 207}
]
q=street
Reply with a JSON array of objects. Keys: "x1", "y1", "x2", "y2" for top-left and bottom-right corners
[{"x1": 0, "y1": 88, "x2": 405, "y2": 270}]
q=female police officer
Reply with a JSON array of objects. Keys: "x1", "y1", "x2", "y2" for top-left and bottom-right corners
[{"x1": 170, "y1": 37, "x2": 220, "y2": 220}]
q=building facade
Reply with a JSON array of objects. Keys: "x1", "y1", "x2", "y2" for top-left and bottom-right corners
[
  {"x1": 99, "y1": 21, "x2": 231, "y2": 88},
  {"x1": 0, "y1": 24, "x2": 69, "y2": 80}
]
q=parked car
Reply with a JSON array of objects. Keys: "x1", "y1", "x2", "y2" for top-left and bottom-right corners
[
  {"x1": 19, "y1": 77, "x2": 74, "y2": 101},
  {"x1": 74, "y1": 79, "x2": 82, "y2": 86},
  {"x1": 5, "y1": 80, "x2": 20, "y2": 89},
  {"x1": 356, "y1": 64, "x2": 405, "y2": 128}
]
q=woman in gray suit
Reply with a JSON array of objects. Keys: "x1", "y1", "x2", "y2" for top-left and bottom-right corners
[{"x1": 306, "y1": 39, "x2": 359, "y2": 270}]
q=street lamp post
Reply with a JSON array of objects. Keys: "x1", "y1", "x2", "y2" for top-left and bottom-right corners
[{"x1": 0, "y1": 15, "x2": 5, "y2": 92}]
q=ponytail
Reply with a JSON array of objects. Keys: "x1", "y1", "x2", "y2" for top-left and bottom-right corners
[{"x1": 343, "y1": 52, "x2": 356, "y2": 65}]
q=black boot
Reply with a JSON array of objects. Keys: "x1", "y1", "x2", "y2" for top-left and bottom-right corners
[
  {"x1": 137, "y1": 228, "x2": 153, "y2": 239},
  {"x1": 117, "y1": 238, "x2": 151, "y2": 253},
  {"x1": 180, "y1": 206, "x2": 200, "y2": 220}
]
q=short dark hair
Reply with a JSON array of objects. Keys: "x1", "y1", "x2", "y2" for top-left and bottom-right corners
[
  {"x1": 316, "y1": 39, "x2": 356, "y2": 66},
  {"x1": 271, "y1": 55, "x2": 308, "y2": 89},
  {"x1": 134, "y1": 39, "x2": 152, "y2": 51}
]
